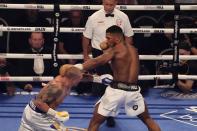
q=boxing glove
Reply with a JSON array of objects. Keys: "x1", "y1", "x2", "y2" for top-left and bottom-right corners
[
  {"x1": 100, "y1": 41, "x2": 109, "y2": 50},
  {"x1": 47, "y1": 108, "x2": 69, "y2": 123},
  {"x1": 74, "y1": 64, "x2": 83, "y2": 70},
  {"x1": 41, "y1": 82, "x2": 47, "y2": 87},
  {"x1": 93, "y1": 74, "x2": 113, "y2": 85}
]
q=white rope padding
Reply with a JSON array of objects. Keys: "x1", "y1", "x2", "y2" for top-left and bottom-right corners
[
  {"x1": 0, "y1": 4, "x2": 197, "y2": 11},
  {"x1": 1, "y1": 26, "x2": 197, "y2": 34},
  {"x1": 0, "y1": 76, "x2": 53, "y2": 82},
  {"x1": 1, "y1": 75, "x2": 197, "y2": 82},
  {"x1": 1, "y1": 53, "x2": 197, "y2": 60},
  {"x1": 0, "y1": 53, "x2": 87, "y2": 59},
  {"x1": 140, "y1": 75, "x2": 197, "y2": 80},
  {"x1": 0, "y1": 4, "x2": 174, "y2": 10}
]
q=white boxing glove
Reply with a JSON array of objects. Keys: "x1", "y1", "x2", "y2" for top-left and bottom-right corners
[
  {"x1": 47, "y1": 108, "x2": 69, "y2": 123},
  {"x1": 74, "y1": 64, "x2": 83, "y2": 70},
  {"x1": 41, "y1": 82, "x2": 47, "y2": 87},
  {"x1": 93, "y1": 74, "x2": 113, "y2": 85}
]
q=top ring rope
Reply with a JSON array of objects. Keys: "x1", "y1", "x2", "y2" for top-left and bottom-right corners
[
  {"x1": 1, "y1": 53, "x2": 197, "y2": 60},
  {"x1": 0, "y1": 4, "x2": 173, "y2": 10},
  {"x1": 0, "y1": 4, "x2": 197, "y2": 11},
  {"x1": 1, "y1": 26, "x2": 197, "y2": 34},
  {"x1": 1, "y1": 75, "x2": 197, "y2": 82}
]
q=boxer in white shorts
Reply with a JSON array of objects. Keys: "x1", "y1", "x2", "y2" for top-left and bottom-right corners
[
  {"x1": 18, "y1": 65, "x2": 83, "y2": 131},
  {"x1": 18, "y1": 64, "x2": 113, "y2": 131},
  {"x1": 98, "y1": 83, "x2": 144, "y2": 117},
  {"x1": 74, "y1": 25, "x2": 161, "y2": 131},
  {"x1": 19, "y1": 100, "x2": 67, "y2": 131}
]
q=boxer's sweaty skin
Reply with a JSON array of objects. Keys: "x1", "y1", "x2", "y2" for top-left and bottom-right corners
[
  {"x1": 83, "y1": 41, "x2": 139, "y2": 84},
  {"x1": 34, "y1": 76, "x2": 72, "y2": 111},
  {"x1": 83, "y1": 26, "x2": 161, "y2": 131}
]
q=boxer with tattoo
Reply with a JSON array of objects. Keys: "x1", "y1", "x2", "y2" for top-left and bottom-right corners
[{"x1": 19, "y1": 64, "x2": 113, "y2": 131}]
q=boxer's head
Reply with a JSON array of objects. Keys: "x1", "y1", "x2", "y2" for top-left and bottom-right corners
[
  {"x1": 59, "y1": 64, "x2": 83, "y2": 86},
  {"x1": 106, "y1": 25, "x2": 124, "y2": 47}
]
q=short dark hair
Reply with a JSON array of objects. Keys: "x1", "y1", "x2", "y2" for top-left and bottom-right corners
[{"x1": 106, "y1": 25, "x2": 123, "y2": 35}]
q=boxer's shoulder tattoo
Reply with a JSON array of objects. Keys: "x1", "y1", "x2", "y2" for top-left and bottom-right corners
[{"x1": 37, "y1": 82, "x2": 62, "y2": 104}]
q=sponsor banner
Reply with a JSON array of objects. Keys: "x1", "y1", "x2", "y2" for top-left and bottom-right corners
[
  {"x1": 0, "y1": 77, "x2": 9, "y2": 81},
  {"x1": 118, "y1": 5, "x2": 127, "y2": 10},
  {"x1": 33, "y1": 77, "x2": 42, "y2": 82},
  {"x1": 3, "y1": 27, "x2": 53, "y2": 32},
  {"x1": 35, "y1": 27, "x2": 46, "y2": 32},
  {"x1": 71, "y1": 28, "x2": 85, "y2": 32},
  {"x1": 144, "y1": 5, "x2": 164, "y2": 10},
  {"x1": 133, "y1": 29, "x2": 151, "y2": 33},
  {"x1": 7, "y1": 27, "x2": 32, "y2": 32},
  {"x1": 82, "y1": 5, "x2": 90, "y2": 10},
  {"x1": 0, "y1": 4, "x2": 7, "y2": 8},
  {"x1": 24, "y1": 4, "x2": 44, "y2": 9}
]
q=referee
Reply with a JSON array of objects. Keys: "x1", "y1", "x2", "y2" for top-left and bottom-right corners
[{"x1": 82, "y1": 0, "x2": 133, "y2": 127}]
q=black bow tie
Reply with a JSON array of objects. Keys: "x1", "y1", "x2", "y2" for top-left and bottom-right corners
[{"x1": 105, "y1": 14, "x2": 114, "y2": 17}]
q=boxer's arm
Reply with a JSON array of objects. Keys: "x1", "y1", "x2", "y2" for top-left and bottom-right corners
[
  {"x1": 83, "y1": 49, "x2": 113, "y2": 70},
  {"x1": 34, "y1": 83, "x2": 62, "y2": 112},
  {"x1": 35, "y1": 82, "x2": 69, "y2": 122},
  {"x1": 75, "y1": 48, "x2": 114, "y2": 71},
  {"x1": 81, "y1": 73, "x2": 94, "y2": 82},
  {"x1": 34, "y1": 99, "x2": 50, "y2": 113},
  {"x1": 82, "y1": 73, "x2": 113, "y2": 85}
]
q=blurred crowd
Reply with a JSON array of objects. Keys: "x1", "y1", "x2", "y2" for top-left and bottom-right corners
[{"x1": 1, "y1": 0, "x2": 197, "y2": 96}]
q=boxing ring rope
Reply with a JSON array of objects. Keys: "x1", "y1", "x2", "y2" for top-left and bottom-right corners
[
  {"x1": 1, "y1": 75, "x2": 197, "y2": 82},
  {"x1": 1, "y1": 26, "x2": 197, "y2": 34},
  {"x1": 0, "y1": 4, "x2": 197, "y2": 10},
  {"x1": 1, "y1": 53, "x2": 197, "y2": 60},
  {"x1": 0, "y1": 4, "x2": 197, "y2": 84}
]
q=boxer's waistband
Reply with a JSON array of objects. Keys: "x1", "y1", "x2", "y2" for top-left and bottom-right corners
[
  {"x1": 110, "y1": 81, "x2": 139, "y2": 91},
  {"x1": 29, "y1": 100, "x2": 44, "y2": 113}
]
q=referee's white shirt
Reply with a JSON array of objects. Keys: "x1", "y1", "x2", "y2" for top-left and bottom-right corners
[{"x1": 83, "y1": 8, "x2": 134, "y2": 50}]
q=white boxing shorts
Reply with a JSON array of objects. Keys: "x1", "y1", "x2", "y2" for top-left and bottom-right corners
[
  {"x1": 18, "y1": 100, "x2": 59, "y2": 131},
  {"x1": 97, "y1": 85, "x2": 145, "y2": 117}
]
